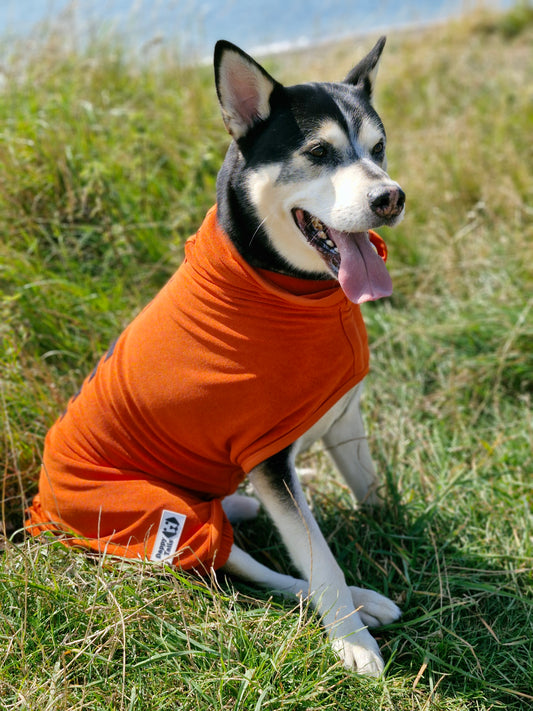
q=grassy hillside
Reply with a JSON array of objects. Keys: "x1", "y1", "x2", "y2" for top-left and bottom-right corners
[{"x1": 1, "y1": 4, "x2": 532, "y2": 709}]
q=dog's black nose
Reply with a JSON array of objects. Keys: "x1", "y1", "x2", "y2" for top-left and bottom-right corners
[{"x1": 368, "y1": 186, "x2": 405, "y2": 218}]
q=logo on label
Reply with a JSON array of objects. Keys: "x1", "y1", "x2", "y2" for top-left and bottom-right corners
[{"x1": 150, "y1": 509, "x2": 186, "y2": 562}]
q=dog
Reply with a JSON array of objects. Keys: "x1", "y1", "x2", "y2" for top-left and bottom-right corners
[{"x1": 26, "y1": 37, "x2": 405, "y2": 677}]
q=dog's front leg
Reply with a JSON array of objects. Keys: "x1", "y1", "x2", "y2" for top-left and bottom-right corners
[
  {"x1": 246, "y1": 449, "x2": 387, "y2": 677},
  {"x1": 323, "y1": 382, "x2": 382, "y2": 506}
]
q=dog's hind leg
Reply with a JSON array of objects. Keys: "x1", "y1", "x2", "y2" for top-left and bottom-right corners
[
  {"x1": 222, "y1": 493, "x2": 260, "y2": 523},
  {"x1": 223, "y1": 544, "x2": 308, "y2": 598},
  {"x1": 223, "y1": 545, "x2": 400, "y2": 630},
  {"x1": 322, "y1": 382, "x2": 382, "y2": 506}
]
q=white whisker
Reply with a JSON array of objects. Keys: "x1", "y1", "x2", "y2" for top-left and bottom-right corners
[{"x1": 249, "y1": 215, "x2": 268, "y2": 247}]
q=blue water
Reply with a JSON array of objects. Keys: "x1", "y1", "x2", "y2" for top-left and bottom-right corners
[{"x1": 0, "y1": 0, "x2": 512, "y2": 57}]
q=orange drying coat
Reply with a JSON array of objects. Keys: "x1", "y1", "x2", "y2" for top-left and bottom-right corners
[{"x1": 26, "y1": 206, "x2": 387, "y2": 571}]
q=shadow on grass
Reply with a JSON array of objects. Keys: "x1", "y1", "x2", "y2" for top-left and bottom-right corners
[
  {"x1": 228, "y1": 476, "x2": 533, "y2": 709},
  {"x1": 2, "y1": 464, "x2": 531, "y2": 710}
]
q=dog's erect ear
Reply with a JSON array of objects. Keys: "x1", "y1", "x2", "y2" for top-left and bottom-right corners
[
  {"x1": 343, "y1": 36, "x2": 386, "y2": 100},
  {"x1": 214, "y1": 40, "x2": 280, "y2": 141}
]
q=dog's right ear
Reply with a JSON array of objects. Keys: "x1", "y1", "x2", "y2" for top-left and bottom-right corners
[{"x1": 214, "y1": 40, "x2": 280, "y2": 141}]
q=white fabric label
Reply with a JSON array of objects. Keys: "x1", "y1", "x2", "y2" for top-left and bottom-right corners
[{"x1": 150, "y1": 509, "x2": 187, "y2": 562}]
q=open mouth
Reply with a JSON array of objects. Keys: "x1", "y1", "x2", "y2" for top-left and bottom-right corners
[
  {"x1": 292, "y1": 207, "x2": 393, "y2": 304},
  {"x1": 292, "y1": 208, "x2": 341, "y2": 276}
]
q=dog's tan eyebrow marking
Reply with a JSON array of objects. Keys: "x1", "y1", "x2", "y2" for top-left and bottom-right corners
[
  {"x1": 315, "y1": 119, "x2": 351, "y2": 151},
  {"x1": 358, "y1": 116, "x2": 385, "y2": 152}
]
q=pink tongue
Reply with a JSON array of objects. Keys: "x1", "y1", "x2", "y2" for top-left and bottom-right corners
[{"x1": 332, "y1": 230, "x2": 393, "y2": 304}]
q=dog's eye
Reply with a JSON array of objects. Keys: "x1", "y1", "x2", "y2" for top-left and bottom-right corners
[
  {"x1": 306, "y1": 143, "x2": 328, "y2": 159},
  {"x1": 371, "y1": 140, "x2": 385, "y2": 159}
]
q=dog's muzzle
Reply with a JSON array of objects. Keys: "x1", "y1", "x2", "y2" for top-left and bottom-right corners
[{"x1": 368, "y1": 185, "x2": 405, "y2": 220}]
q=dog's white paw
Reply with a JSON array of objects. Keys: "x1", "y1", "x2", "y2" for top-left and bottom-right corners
[
  {"x1": 331, "y1": 631, "x2": 384, "y2": 677},
  {"x1": 349, "y1": 586, "x2": 401, "y2": 628},
  {"x1": 221, "y1": 493, "x2": 260, "y2": 523}
]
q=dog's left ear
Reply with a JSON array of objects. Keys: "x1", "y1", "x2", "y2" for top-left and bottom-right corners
[
  {"x1": 214, "y1": 40, "x2": 281, "y2": 141},
  {"x1": 343, "y1": 36, "x2": 386, "y2": 100}
]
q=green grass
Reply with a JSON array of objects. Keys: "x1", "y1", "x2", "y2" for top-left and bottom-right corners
[{"x1": 1, "y1": 4, "x2": 532, "y2": 709}]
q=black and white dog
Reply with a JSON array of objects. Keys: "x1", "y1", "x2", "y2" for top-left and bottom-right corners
[
  {"x1": 31, "y1": 37, "x2": 405, "y2": 678},
  {"x1": 214, "y1": 38, "x2": 404, "y2": 676}
]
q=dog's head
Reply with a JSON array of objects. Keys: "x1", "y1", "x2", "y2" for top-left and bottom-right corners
[{"x1": 214, "y1": 38, "x2": 405, "y2": 304}]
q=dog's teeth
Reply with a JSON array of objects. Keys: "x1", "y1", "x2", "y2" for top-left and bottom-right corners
[
  {"x1": 325, "y1": 239, "x2": 335, "y2": 248},
  {"x1": 317, "y1": 230, "x2": 327, "y2": 240}
]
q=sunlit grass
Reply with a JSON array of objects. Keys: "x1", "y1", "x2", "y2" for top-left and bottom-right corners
[{"x1": 1, "y1": 5, "x2": 532, "y2": 709}]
